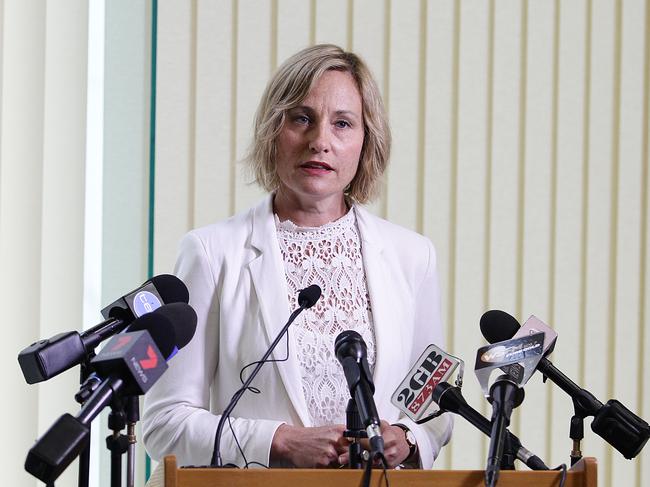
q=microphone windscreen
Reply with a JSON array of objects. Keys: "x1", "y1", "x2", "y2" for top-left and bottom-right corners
[
  {"x1": 127, "y1": 312, "x2": 176, "y2": 358},
  {"x1": 150, "y1": 274, "x2": 190, "y2": 304},
  {"x1": 152, "y1": 302, "x2": 197, "y2": 349},
  {"x1": 480, "y1": 310, "x2": 521, "y2": 344},
  {"x1": 334, "y1": 330, "x2": 366, "y2": 362},
  {"x1": 298, "y1": 284, "x2": 322, "y2": 309}
]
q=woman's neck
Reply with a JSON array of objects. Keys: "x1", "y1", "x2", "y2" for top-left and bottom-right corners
[{"x1": 273, "y1": 191, "x2": 348, "y2": 227}]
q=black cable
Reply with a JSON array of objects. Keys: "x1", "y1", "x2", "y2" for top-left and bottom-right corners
[
  {"x1": 553, "y1": 463, "x2": 567, "y2": 487},
  {"x1": 379, "y1": 454, "x2": 390, "y2": 487},
  {"x1": 361, "y1": 454, "x2": 373, "y2": 487},
  {"x1": 219, "y1": 332, "x2": 291, "y2": 466},
  {"x1": 238, "y1": 331, "x2": 290, "y2": 394},
  {"x1": 227, "y1": 415, "x2": 249, "y2": 467},
  {"x1": 361, "y1": 452, "x2": 390, "y2": 487}
]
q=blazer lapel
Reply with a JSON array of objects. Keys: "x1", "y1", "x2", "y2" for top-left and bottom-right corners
[
  {"x1": 247, "y1": 196, "x2": 312, "y2": 426},
  {"x1": 355, "y1": 206, "x2": 407, "y2": 417}
]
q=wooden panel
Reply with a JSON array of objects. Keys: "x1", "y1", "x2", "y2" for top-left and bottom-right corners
[
  {"x1": 161, "y1": 455, "x2": 598, "y2": 487},
  {"x1": 448, "y1": 0, "x2": 490, "y2": 470}
]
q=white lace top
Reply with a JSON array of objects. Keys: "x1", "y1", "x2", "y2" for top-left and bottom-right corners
[{"x1": 275, "y1": 208, "x2": 376, "y2": 426}]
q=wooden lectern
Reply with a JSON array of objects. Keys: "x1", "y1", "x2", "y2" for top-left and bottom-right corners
[{"x1": 154, "y1": 455, "x2": 597, "y2": 487}]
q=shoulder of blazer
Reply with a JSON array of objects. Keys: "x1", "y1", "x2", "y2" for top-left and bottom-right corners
[
  {"x1": 184, "y1": 196, "x2": 274, "y2": 253},
  {"x1": 353, "y1": 204, "x2": 433, "y2": 253}
]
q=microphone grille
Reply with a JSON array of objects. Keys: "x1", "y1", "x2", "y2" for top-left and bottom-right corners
[
  {"x1": 298, "y1": 284, "x2": 322, "y2": 309},
  {"x1": 480, "y1": 310, "x2": 521, "y2": 344},
  {"x1": 150, "y1": 274, "x2": 190, "y2": 304}
]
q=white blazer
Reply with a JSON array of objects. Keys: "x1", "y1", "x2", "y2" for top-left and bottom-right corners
[{"x1": 142, "y1": 196, "x2": 453, "y2": 468}]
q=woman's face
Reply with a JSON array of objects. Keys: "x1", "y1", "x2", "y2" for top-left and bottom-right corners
[{"x1": 275, "y1": 70, "x2": 364, "y2": 208}]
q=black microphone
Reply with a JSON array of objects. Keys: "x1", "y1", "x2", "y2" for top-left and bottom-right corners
[
  {"x1": 17, "y1": 275, "x2": 189, "y2": 384},
  {"x1": 210, "y1": 284, "x2": 322, "y2": 467},
  {"x1": 485, "y1": 374, "x2": 525, "y2": 486},
  {"x1": 432, "y1": 382, "x2": 549, "y2": 470},
  {"x1": 334, "y1": 330, "x2": 384, "y2": 457},
  {"x1": 128, "y1": 302, "x2": 197, "y2": 359},
  {"x1": 474, "y1": 332, "x2": 545, "y2": 487},
  {"x1": 74, "y1": 303, "x2": 197, "y2": 404},
  {"x1": 24, "y1": 309, "x2": 184, "y2": 484},
  {"x1": 101, "y1": 274, "x2": 189, "y2": 321},
  {"x1": 480, "y1": 310, "x2": 650, "y2": 460},
  {"x1": 298, "y1": 284, "x2": 321, "y2": 308}
]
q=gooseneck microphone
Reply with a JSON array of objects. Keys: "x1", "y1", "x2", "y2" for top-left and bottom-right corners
[
  {"x1": 334, "y1": 330, "x2": 384, "y2": 458},
  {"x1": 432, "y1": 382, "x2": 548, "y2": 470},
  {"x1": 480, "y1": 310, "x2": 650, "y2": 461},
  {"x1": 210, "y1": 285, "x2": 322, "y2": 467}
]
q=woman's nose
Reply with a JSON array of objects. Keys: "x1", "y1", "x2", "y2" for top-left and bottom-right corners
[{"x1": 308, "y1": 123, "x2": 330, "y2": 153}]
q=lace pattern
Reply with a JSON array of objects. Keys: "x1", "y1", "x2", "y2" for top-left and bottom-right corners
[{"x1": 275, "y1": 208, "x2": 376, "y2": 426}]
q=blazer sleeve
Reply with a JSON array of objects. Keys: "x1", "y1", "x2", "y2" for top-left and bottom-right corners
[
  {"x1": 142, "y1": 231, "x2": 285, "y2": 467},
  {"x1": 395, "y1": 239, "x2": 454, "y2": 468}
]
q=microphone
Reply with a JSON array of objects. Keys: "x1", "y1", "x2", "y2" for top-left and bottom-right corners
[
  {"x1": 210, "y1": 284, "x2": 322, "y2": 467},
  {"x1": 474, "y1": 332, "x2": 544, "y2": 487},
  {"x1": 485, "y1": 374, "x2": 525, "y2": 486},
  {"x1": 24, "y1": 307, "x2": 187, "y2": 484},
  {"x1": 298, "y1": 284, "x2": 321, "y2": 309},
  {"x1": 101, "y1": 273, "x2": 189, "y2": 321},
  {"x1": 127, "y1": 302, "x2": 197, "y2": 360},
  {"x1": 17, "y1": 275, "x2": 189, "y2": 384},
  {"x1": 74, "y1": 303, "x2": 197, "y2": 403},
  {"x1": 334, "y1": 330, "x2": 384, "y2": 457},
  {"x1": 480, "y1": 310, "x2": 650, "y2": 460},
  {"x1": 432, "y1": 381, "x2": 549, "y2": 470}
]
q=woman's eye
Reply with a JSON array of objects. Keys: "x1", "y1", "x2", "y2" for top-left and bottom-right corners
[
  {"x1": 334, "y1": 120, "x2": 351, "y2": 128},
  {"x1": 294, "y1": 115, "x2": 310, "y2": 124}
]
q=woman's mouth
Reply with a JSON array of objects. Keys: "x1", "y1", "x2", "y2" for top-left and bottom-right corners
[{"x1": 300, "y1": 161, "x2": 334, "y2": 172}]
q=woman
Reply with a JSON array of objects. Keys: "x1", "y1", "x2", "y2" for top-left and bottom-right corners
[{"x1": 142, "y1": 44, "x2": 452, "y2": 469}]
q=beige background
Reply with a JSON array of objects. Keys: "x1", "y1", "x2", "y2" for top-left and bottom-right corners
[{"x1": 1, "y1": 1, "x2": 648, "y2": 486}]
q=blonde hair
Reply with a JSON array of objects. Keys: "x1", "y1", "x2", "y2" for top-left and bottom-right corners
[{"x1": 246, "y1": 44, "x2": 390, "y2": 204}]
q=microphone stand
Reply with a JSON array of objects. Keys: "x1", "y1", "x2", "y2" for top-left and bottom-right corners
[
  {"x1": 76, "y1": 358, "x2": 95, "y2": 487},
  {"x1": 537, "y1": 359, "x2": 602, "y2": 465},
  {"x1": 125, "y1": 397, "x2": 139, "y2": 487},
  {"x1": 343, "y1": 398, "x2": 367, "y2": 469},
  {"x1": 106, "y1": 400, "x2": 129, "y2": 487}
]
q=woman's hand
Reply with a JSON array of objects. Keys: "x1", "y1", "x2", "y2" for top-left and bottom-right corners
[
  {"x1": 270, "y1": 424, "x2": 350, "y2": 468},
  {"x1": 337, "y1": 420, "x2": 411, "y2": 469}
]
